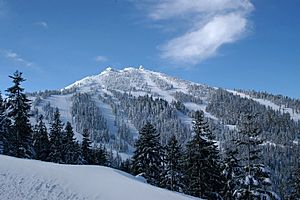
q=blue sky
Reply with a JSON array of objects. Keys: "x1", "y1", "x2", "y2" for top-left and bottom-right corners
[{"x1": 0, "y1": 0, "x2": 299, "y2": 98}]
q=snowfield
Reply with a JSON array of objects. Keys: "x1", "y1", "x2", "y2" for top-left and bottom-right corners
[{"x1": 0, "y1": 155, "x2": 200, "y2": 200}]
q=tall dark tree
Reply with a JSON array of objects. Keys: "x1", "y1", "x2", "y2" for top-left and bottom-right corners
[
  {"x1": 162, "y1": 134, "x2": 184, "y2": 192},
  {"x1": 33, "y1": 115, "x2": 50, "y2": 161},
  {"x1": 5, "y1": 71, "x2": 33, "y2": 158},
  {"x1": 0, "y1": 92, "x2": 8, "y2": 154},
  {"x1": 81, "y1": 129, "x2": 92, "y2": 164},
  {"x1": 223, "y1": 148, "x2": 242, "y2": 200},
  {"x1": 184, "y1": 110, "x2": 224, "y2": 199},
  {"x1": 132, "y1": 122, "x2": 163, "y2": 186},
  {"x1": 62, "y1": 121, "x2": 78, "y2": 164},
  {"x1": 290, "y1": 165, "x2": 300, "y2": 200},
  {"x1": 234, "y1": 112, "x2": 279, "y2": 199},
  {"x1": 91, "y1": 144, "x2": 107, "y2": 166},
  {"x1": 48, "y1": 108, "x2": 64, "y2": 163}
]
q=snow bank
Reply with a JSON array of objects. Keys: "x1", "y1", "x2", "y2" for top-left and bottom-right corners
[{"x1": 0, "y1": 155, "x2": 199, "y2": 200}]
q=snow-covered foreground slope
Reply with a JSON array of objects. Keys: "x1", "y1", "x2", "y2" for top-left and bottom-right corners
[{"x1": 0, "y1": 155, "x2": 199, "y2": 200}]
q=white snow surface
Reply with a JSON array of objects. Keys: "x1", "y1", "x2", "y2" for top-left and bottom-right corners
[{"x1": 0, "y1": 155, "x2": 200, "y2": 200}]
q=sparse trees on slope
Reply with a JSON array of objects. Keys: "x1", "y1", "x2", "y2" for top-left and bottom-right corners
[
  {"x1": 132, "y1": 122, "x2": 163, "y2": 186},
  {"x1": 5, "y1": 71, "x2": 33, "y2": 158},
  {"x1": 48, "y1": 108, "x2": 64, "y2": 163},
  {"x1": 184, "y1": 110, "x2": 224, "y2": 199},
  {"x1": 33, "y1": 115, "x2": 50, "y2": 161}
]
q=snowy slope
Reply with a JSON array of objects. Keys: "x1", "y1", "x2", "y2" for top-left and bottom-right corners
[
  {"x1": 227, "y1": 90, "x2": 300, "y2": 121},
  {"x1": 0, "y1": 155, "x2": 199, "y2": 200}
]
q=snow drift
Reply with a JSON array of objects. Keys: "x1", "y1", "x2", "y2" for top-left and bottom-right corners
[{"x1": 0, "y1": 155, "x2": 199, "y2": 200}]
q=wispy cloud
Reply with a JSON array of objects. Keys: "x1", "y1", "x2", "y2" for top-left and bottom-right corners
[
  {"x1": 2, "y1": 50, "x2": 33, "y2": 67},
  {"x1": 34, "y1": 21, "x2": 48, "y2": 29},
  {"x1": 135, "y1": 0, "x2": 254, "y2": 65},
  {"x1": 95, "y1": 55, "x2": 108, "y2": 63}
]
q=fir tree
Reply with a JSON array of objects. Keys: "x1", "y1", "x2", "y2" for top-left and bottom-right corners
[
  {"x1": 223, "y1": 148, "x2": 242, "y2": 200},
  {"x1": 234, "y1": 112, "x2": 279, "y2": 200},
  {"x1": 91, "y1": 145, "x2": 107, "y2": 166},
  {"x1": 0, "y1": 93, "x2": 8, "y2": 154},
  {"x1": 290, "y1": 165, "x2": 300, "y2": 199},
  {"x1": 162, "y1": 134, "x2": 184, "y2": 192},
  {"x1": 5, "y1": 71, "x2": 33, "y2": 158},
  {"x1": 82, "y1": 129, "x2": 92, "y2": 164},
  {"x1": 33, "y1": 115, "x2": 50, "y2": 161},
  {"x1": 62, "y1": 121, "x2": 78, "y2": 164},
  {"x1": 132, "y1": 122, "x2": 163, "y2": 186},
  {"x1": 184, "y1": 110, "x2": 224, "y2": 199},
  {"x1": 48, "y1": 108, "x2": 64, "y2": 163}
]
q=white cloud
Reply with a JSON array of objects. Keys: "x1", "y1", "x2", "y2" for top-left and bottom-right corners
[
  {"x1": 95, "y1": 55, "x2": 108, "y2": 63},
  {"x1": 35, "y1": 21, "x2": 48, "y2": 29},
  {"x1": 161, "y1": 13, "x2": 248, "y2": 64},
  {"x1": 2, "y1": 50, "x2": 33, "y2": 67},
  {"x1": 135, "y1": 0, "x2": 254, "y2": 65}
]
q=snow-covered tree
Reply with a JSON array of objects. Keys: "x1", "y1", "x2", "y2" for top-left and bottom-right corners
[
  {"x1": 82, "y1": 129, "x2": 92, "y2": 164},
  {"x1": 223, "y1": 148, "x2": 242, "y2": 200},
  {"x1": 62, "y1": 121, "x2": 79, "y2": 164},
  {"x1": 162, "y1": 134, "x2": 184, "y2": 192},
  {"x1": 5, "y1": 71, "x2": 33, "y2": 158},
  {"x1": 184, "y1": 110, "x2": 224, "y2": 199},
  {"x1": 48, "y1": 108, "x2": 64, "y2": 163},
  {"x1": 289, "y1": 165, "x2": 300, "y2": 199},
  {"x1": 33, "y1": 115, "x2": 50, "y2": 161},
  {"x1": 132, "y1": 122, "x2": 163, "y2": 186},
  {"x1": 234, "y1": 112, "x2": 279, "y2": 200}
]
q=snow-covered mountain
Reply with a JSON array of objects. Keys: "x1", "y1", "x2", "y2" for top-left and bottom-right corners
[
  {"x1": 0, "y1": 155, "x2": 199, "y2": 200},
  {"x1": 27, "y1": 66, "x2": 300, "y2": 196}
]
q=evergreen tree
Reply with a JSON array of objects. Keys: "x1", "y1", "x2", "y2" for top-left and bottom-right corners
[
  {"x1": 33, "y1": 115, "x2": 50, "y2": 161},
  {"x1": 91, "y1": 145, "x2": 107, "y2": 166},
  {"x1": 120, "y1": 158, "x2": 132, "y2": 174},
  {"x1": 62, "y1": 121, "x2": 78, "y2": 164},
  {"x1": 48, "y1": 108, "x2": 64, "y2": 163},
  {"x1": 184, "y1": 110, "x2": 224, "y2": 199},
  {"x1": 162, "y1": 134, "x2": 184, "y2": 192},
  {"x1": 0, "y1": 92, "x2": 6, "y2": 154},
  {"x1": 132, "y1": 122, "x2": 163, "y2": 186},
  {"x1": 223, "y1": 148, "x2": 242, "y2": 200},
  {"x1": 0, "y1": 93, "x2": 8, "y2": 154},
  {"x1": 234, "y1": 112, "x2": 279, "y2": 200},
  {"x1": 82, "y1": 129, "x2": 92, "y2": 164},
  {"x1": 290, "y1": 165, "x2": 300, "y2": 199},
  {"x1": 5, "y1": 71, "x2": 33, "y2": 158}
]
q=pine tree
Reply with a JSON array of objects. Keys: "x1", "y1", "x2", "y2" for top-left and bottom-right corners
[
  {"x1": 48, "y1": 108, "x2": 64, "y2": 163},
  {"x1": 184, "y1": 110, "x2": 224, "y2": 199},
  {"x1": 5, "y1": 71, "x2": 33, "y2": 158},
  {"x1": 223, "y1": 148, "x2": 242, "y2": 200},
  {"x1": 33, "y1": 115, "x2": 50, "y2": 161},
  {"x1": 91, "y1": 145, "x2": 107, "y2": 166},
  {"x1": 132, "y1": 122, "x2": 163, "y2": 186},
  {"x1": 82, "y1": 129, "x2": 92, "y2": 164},
  {"x1": 290, "y1": 165, "x2": 300, "y2": 199},
  {"x1": 0, "y1": 93, "x2": 8, "y2": 154},
  {"x1": 162, "y1": 134, "x2": 184, "y2": 192},
  {"x1": 62, "y1": 121, "x2": 78, "y2": 164},
  {"x1": 234, "y1": 112, "x2": 279, "y2": 200}
]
